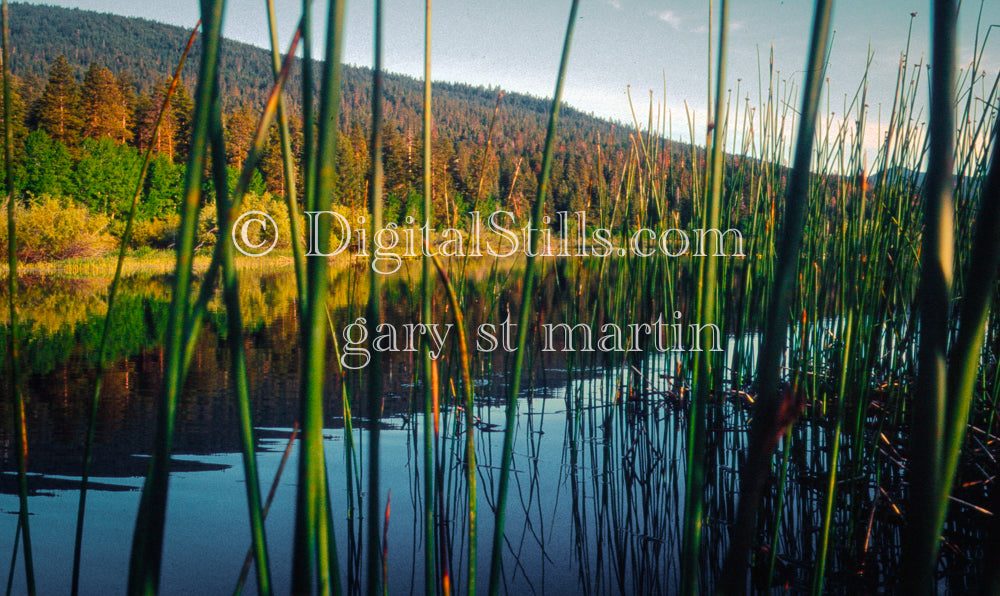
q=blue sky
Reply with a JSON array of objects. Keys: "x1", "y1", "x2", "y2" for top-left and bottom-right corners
[{"x1": 24, "y1": 0, "x2": 1000, "y2": 156}]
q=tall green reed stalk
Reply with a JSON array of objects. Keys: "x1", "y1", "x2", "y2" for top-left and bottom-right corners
[
  {"x1": 813, "y1": 312, "x2": 854, "y2": 594},
  {"x1": 719, "y1": 0, "x2": 834, "y2": 591},
  {"x1": 366, "y1": 0, "x2": 386, "y2": 592},
  {"x1": 128, "y1": 0, "x2": 225, "y2": 590},
  {"x1": 129, "y1": 18, "x2": 304, "y2": 591},
  {"x1": 430, "y1": 255, "x2": 477, "y2": 596},
  {"x1": 103, "y1": 5, "x2": 303, "y2": 588},
  {"x1": 420, "y1": 2, "x2": 437, "y2": 592},
  {"x1": 2, "y1": 0, "x2": 33, "y2": 592},
  {"x1": 179, "y1": 17, "x2": 302, "y2": 381},
  {"x1": 4, "y1": 519, "x2": 20, "y2": 596},
  {"x1": 126, "y1": 7, "x2": 300, "y2": 593},
  {"x1": 235, "y1": 424, "x2": 299, "y2": 593},
  {"x1": 292, "y1": 0, "x2": 346, "y2": 592},
  {"x1": 486, "y1": 2, "x2": 580, "y2": 594},
  {"x1": 265, "y1": 0, "x2": 306, "y2": 307},
  {"x1": 944, "y1": 117, "x2": 1000, "y2": 591},
  {"x1": 71, "y1": 23, "x2": 199, "y2": 596},
  {"x1": 901, "y1": 0, "x2": 957, "y2": 591},
  {"x1": 679, "y1": 1, "x2": 728, "y2": 592},
  {"x1": 904, "y1": 1, "x2": 1000, "y2": 590},
  {"x1": 207, "y1": 74, "x2": 274, "y2": 596}
]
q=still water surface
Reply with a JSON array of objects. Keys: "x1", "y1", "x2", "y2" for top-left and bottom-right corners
[{"x1": 0, "y1": 262, "x2": 990, "y2": 593}]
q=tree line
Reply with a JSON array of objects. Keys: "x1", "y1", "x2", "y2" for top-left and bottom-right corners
[{"x1": 4, "y1": 4, "x2": 723, "y2": 258}]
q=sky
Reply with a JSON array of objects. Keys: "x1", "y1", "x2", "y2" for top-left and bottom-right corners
[{"x1": 23, "y1": 0, "x2": 1000, "y2": 158}]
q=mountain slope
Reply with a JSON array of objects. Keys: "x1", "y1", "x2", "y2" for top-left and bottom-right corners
[{"x1": 7, "y1": 2, "x2": 689, "y2": 216}]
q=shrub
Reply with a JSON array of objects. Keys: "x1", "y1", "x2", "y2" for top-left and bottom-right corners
[
  {"x1": 129, "y1": 216, "x2": 179, "y2": 249},
  {"x1": 0, "y1": 195, "x2": 115, "y2": 262},
  {"x1": 232, "y1": 191, "x2": 297, "y2": 251},
  {"x1": 129, "y1": 205, "x2": 217, "y2": 251}
]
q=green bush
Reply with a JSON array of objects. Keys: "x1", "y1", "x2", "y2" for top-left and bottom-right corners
[
  {"x1": 129, "y1": 204, "x2": 218, "y2": 251},
  {"x1": 129, "y1": 216, "x2": 179, "y2": 249},
  {"x1": 0, "y1": 195, "x2": 114, "y2": 262},
  {"x1": 232, "y1": 191, "x2": 297, "y2": 250}
]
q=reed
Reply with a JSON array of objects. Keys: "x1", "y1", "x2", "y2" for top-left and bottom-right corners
[
  {"x1": 901, "y1": 0, "x2": 957, "y2": 591},
  {"x1": 209, "y1": 79, "x2": 274, "y2": 596},
  {"x1": 680, "y1": 1, "x2": 729, "y2": 592},
  {"x1": 719, "y1": 0, "x2": 834, "y2": 590},
  {"x1": 487, "y1": 2, "x2": 580, "y2": 594},
  {"x1": 292, "y1": 0, "x2": 346, "y2": 591},
  {"x1": 366, "y1": 0, "x2": 386, "y2": 593},
  {"x1": 70, "y1": 22, "x2": 199, "y2": 596},
  {"x1": 8, "y1": 0, "x2": 1000, "y2": 593},
  {"x1": 431, "y1": 254, "x2": 477, "y2": 595},
  {"x1": 420, "y1": 3, "x2": 436, "y2": 592},
  {"x1": 264, "y1": 0, "x2": 306, "y2": 306},
  {"x1": 2, "y1": 0, "x2": 33, "y2": 592},
  {"x1": 235, "y1": 424, "x2": 298, "y2": 594},
  {"x1": 127, "y1": 0, "x2": 224, "y2": 590}
]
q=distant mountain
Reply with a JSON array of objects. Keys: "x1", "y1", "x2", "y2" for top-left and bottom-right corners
[
  {"x1": 866, "y1": 166, "x2": 926, "y2": 189},
  {"x1": 9, "y1": 2, "x2": 294, "y2": 107},
  {"x1": 7, "y1": 2, "x2": 690, "y2": 216}
]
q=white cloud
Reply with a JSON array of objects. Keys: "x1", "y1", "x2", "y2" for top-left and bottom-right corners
[
  {"x1": 657, "y1": 10, "x2": 682, "y2": 29},
  {"x1": 603, "y1": 0, "x2": 622, "y2": 9},
  {"x1": 689, "y1": 22, "x2": 745, "y2": 34}
]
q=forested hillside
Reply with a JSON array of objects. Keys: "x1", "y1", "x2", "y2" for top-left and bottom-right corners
[{"x1": 2, "y1": 2, "x2": 703, "y2": 257}]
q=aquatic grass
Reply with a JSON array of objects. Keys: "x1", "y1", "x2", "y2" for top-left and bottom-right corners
[
  {"x1": 939, "y1": 56, "x2": 1000, "y2": 535},
  {"x1": 813, "y1": 312, "x2": 854, "y2": 594},
  {"x1": 179, "y1": 21, "x2": 303, "y2": 380},
  {"x1": 431, "y1": 254, "x2": 477, "y2": 595},
  {"x1": 486, "y1": 1, "x2": 580, "y2": 594},
  {"x1": 208, "y1": 71, "x2": 274, "y2": 595},
  {"x1": 127, "y1": 0, "x2": 225, "y2": 590},
  {"x1": 291, "y1": 0, "x2": 346, "y2": 591},
  {"x1": 903, "y1": 2, "x2": 1000, "y2": 589},
  {"x1": 235, "y1": 424, "x2": 298, "y2": 594},
  {"x1": 3, "y1": 518, "x2": 20, "y2": 596},
  {"x1": 720, "y1": 0, "x2": 835, "y2": 590},
  {"x1": 70, "y1": 22, "x2": 199, "y2": 596},
  {"x1": 901, "y1": 0, "x2": 958, "y2": 591},
  {"x1": 680, "y1": 1, "x2": 729, "y2": 592},
  {"x1": 366, "y1": 0, "x2": 386, "y2": 592},
  {"x1": 264, "y1": 0, "x2": 306, "y2": 306},
  {"x1": 7, "y1": 0, "x2": 1000, "y2": 592},
  {"x1": 2, "y1": 0, "x2": 33, "y2": 592},
  {"x1": 420, "y1": 1, "x2": 436, "y2": 592}
]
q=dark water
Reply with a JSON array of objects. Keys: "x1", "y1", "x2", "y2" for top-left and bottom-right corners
[{"x1": 0, "y1": 262, "x2": 992, "y2": 593}]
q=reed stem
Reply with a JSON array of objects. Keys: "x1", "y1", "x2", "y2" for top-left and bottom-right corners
[
  {"x1": 2, "y1": 0, "x2": 33, "y2": 591},
  {"x1": 366, "y1": 0, "x2": 386, "y2": 592},
  {"x1": 901, "y1": 1, "x2": 957, "y2": 591},
  {"x1": 720, "y1": 0, "x2": 835, "y2": 591},
  {"x1": 127, "y1": 1, "x2": 224, "y2": 590},
  {"x1": 486, "y1": 2, "x2": 580, "y2": 594}
]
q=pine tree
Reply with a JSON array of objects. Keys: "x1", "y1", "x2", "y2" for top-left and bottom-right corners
[
  {"x1": 259, "y1": 124, "x2": 285, "y2": 196},
  {"x1": 116, "y1": 72, "x2": 137, "y2": 145},
  {"x1": 80, "y1": 63, "x2": 128, "y2": 141},
  {"x1": 133, "y1": 79, "x2": 177, "y2": 158},
  {"x1": 225, "y1": 104, "x2": 256, "y2": 170},
  {"x1": 171, "y1": 83, "x2": 193, "y2": 162},
  {"x1": 0, "y1": 75, "x2": 28, "y2": 153},
  {"x1": 21, "y1": 129, "x2": 73, "y2": 198},
  {"x1": 34, "y1": 55, "x2": 82, "y2": 147}
]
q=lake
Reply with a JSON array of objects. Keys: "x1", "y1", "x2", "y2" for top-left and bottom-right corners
[{"x1": 0, "y1": 260, "x2": 991, "y2": 593}]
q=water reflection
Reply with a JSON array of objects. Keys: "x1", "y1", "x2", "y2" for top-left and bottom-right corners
[{"x1": 0, "y1": 259, "x2": 992, "y2": 593}]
